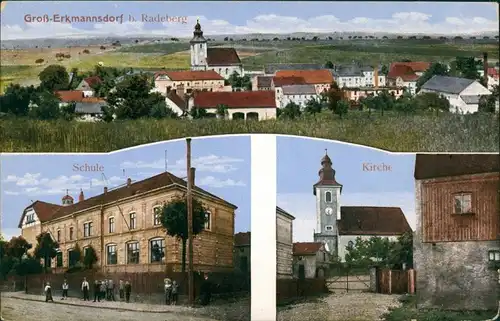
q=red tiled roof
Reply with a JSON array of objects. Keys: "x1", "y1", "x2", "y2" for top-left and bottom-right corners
[
  {"x1": 159, "y1": 70, "x2": 224, "y2": 81},
  {"x1": 207, "y1": 48, "x2": 242, "y2": 66},
  {"x1": 391, "y1": 62, "x2": 430, "y2": 73},
  {"x1": 338, "y1": 206, "x2": 412, "y2": 235},
  {"x1": 272, "y1": 76, "x2": 307, "y2": 87},
  {"x1": 235, "y1": 232, "x2": 251, "y2": 246},
  {"x1": 275, "y1": 70, "x2": 333, "y2": 84},
  {"x1": 193, "y1": 91, "x2": 276, "y2": 109},
  {"x1": 414, "y1": 154, "x2": 500, "y2": 179},
  {"x1": 387, "y1": 64, "x2": 419, "y2": 81},
  {"x1": 55, "y1": 90, "x2": 84, "y2": 102},
  {"x1": 83, "y1": 76, "x2": 102, "y2": 87},
  {"x1": 488, "y1": 67, "x2": 499, "y2": 79},
  {"x1": 18, "y1": 201, "x2": 62, "y2": 228},
  {"x1": 293, "y1": 242, "x2": 323, "y2": 256},
  {"x1": 20, "y1": 172, "x2": 237, "y2": 226}
]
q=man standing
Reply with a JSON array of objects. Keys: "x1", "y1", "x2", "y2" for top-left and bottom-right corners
[
  {"x1": 199, "y1": 273, "x2": 212, "y2": 306},
  {"x1": 93, "y1": 280, "x2": 101, "y2": 302},
  {"x1": 124, "y1": 280, "x2": 132, "y2": 303},
  {"x1": 119, "y1": 280, "x2": 124, "y2": 300},
  {"x1": 81, "y1": 277, "x2": 90, "y2": 301},
  {"x1": 107, "y1": 279, "x2": 115, "y2": 301},
  {"x1": 61, "y1": 279, "x2": 69, "y2": 300},
  {"x1": 100, "y1": 280, "x2": 106, "y2": 301}
]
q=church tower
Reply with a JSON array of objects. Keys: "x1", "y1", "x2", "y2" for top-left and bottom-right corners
[
  {"x1": 313, "y1": 150, "x2": 343, "y2": 257},
  {"x1": 190, "y1": 19, "x2": 208, "y2": 71}
]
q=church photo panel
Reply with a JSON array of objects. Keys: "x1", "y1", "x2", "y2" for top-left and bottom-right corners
[{"x1": 275, "y1": 136, "x2": 415, "y2": 319}]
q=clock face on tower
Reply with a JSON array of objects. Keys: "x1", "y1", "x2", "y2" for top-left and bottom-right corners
[{"x1": 325, "y1": 207, "x2": 334, "y2": 215}]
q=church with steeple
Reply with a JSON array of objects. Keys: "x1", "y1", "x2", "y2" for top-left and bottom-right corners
[
  {"x1": 189, "y1": 19, "x2": 244, "y2": 79},
  {"x1": 311, "y1": 150, "x2": 412, "y2": 261}
]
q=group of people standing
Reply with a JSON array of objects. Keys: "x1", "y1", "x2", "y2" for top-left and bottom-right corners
[{"x1": 44, "y1": 277, "x2": 132, "y2": 303}]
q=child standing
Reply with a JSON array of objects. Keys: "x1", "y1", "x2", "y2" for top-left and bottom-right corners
[
  {"x1": 44, "y1": 282, "x2": 54, "y2": 302},
  {"x1": 61, "y1": 279, "x2": 69, "y2": 300},
  {"x1": 171, "y1": 280, "x2": 179, "y2": 305}
]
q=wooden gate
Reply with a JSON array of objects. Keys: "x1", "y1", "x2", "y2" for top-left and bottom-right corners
[
  {"x1": 377, "y1": 269, "x2": 411, "y2": 294},
  {"x1": 326, "y1": 263, "x2": 370, "y2": 292}
]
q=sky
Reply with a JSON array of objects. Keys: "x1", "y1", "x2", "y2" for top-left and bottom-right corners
[
  {"x1": 0, "y1": 136, "x2": 251, "y2": 241},
  {"x1": 276, "y1": 136, "x2": 416, "y2": 243},
  {"x1": 1, "y1": 2, "x2": 498, "y2": 40}
]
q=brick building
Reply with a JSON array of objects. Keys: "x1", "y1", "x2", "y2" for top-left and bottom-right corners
[
  {"x1": 413, "y1": 153, "x2": 500, "y2": 311},
  {"x1": 19, "y1": 172, "x2": 237, "y2": 273}
]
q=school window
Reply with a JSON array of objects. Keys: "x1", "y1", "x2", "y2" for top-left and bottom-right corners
[
  {"x1": 108, "y1": 217, "x2": 115, "y2": 233},
  {"x1": 26, "y1": 213, "x2": 35, "y2": 224},
  {"x1": 153, "y1": 207, "x2": 162, "y2": 226},
  {"x1": 129, "y1": 212, "x2": 137, "y2": 230},
  {"x1": 150, "y1": 238, "x2": 165, "y2": 263},
  {"x1": 107, "y1": 244, "x2": 117, "y2": 265},
  {"x1": 325, "y1": 191, "x2": 332, "y2": 203},
  {"x1": 204, "y1": 211, "x2": 211, "y2": 230},
  {"x1": 83, "y1": 222, "x2": 93, "y2": 237},
  {"x1": 127, "y1": 242, "x2": 140, "y2": 264},
  {"x1": 454, "y1": 193, "x2": 472, "y2": 214},
  {"x1": 57, "y1": 230, "x2": 61, "y2": 242},
  {"x1": 69, "y1": 227, "x2": 74, "y2": 240},
  {"x1": 489, "y1": 250, "x2": 500, "y2": 262},
  {"x1": 68, "y1": 249, "x2": 77, "y2": 267},
  {"x1": 56, "y1": 252, "x2": 63, "y2": 267}
]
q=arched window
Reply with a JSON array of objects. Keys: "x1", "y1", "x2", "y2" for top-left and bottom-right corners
[
  {"x1": 67, "y1": 248, "x2": 77, "y2": 268},
  {"x1": 149, "y1": 238, "x2": 165, "y2": 263},
  {"x1": 105, "y1": 244, "x2": 117, "y2": 265},
  {"x1": 126, "y1": 241, "x2": 140, "y2": 264},
  {"x1": 325, "y1": 191, "x2": 332, "y2": 203}
]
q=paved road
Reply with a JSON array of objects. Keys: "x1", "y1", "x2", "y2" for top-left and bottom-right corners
[
  {"x1": 1, "y1": 297, "x2": 217, "y2": 321},
  {"x1": 277, "y1": 292, "x2": 401, "y2": 321}
]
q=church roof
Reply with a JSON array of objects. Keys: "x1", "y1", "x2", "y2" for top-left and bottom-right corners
[
  {"x1": 206, "y1": 48, "x2": 241, "y2": 66},
  {"x1": 293, "y1": 242, "x2": 324, "y2": 256},
  {"x1": 338, "y1": 206, "x2": 411, "y2": 236},
  {"x1": 414, "y1": 154, "x2": 500, "y2": 179}
]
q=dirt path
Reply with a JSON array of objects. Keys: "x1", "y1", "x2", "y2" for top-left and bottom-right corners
[{"x1": 277, "y1": 292, "x2": 401, "y2": 321}]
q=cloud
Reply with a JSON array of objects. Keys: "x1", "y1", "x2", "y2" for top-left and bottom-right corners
[
  {"x1": 197, "y1": 176, "x2": 245, "y2": 188},
  {"x1": 121, "y1": 155, "x2": 244, "y2": 177},
  {"x1": 2, "y1": 12, "x2": 498, "y2": 40},
  {"x1": 277, "y1": 191, "x2": 415, "y2": 243},
  {"x1": 2, "y1": 173, "x2": 124, "y2": 196}
]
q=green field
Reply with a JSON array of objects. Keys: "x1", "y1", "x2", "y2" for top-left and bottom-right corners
[{"x1": 0, "y1": 111, "x2": 498, "y2": 152}]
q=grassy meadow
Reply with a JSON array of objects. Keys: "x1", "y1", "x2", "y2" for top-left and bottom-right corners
[
  {"x1": 2, "y1": 39, "x2": 498, "y2": 92},
  {"x1": 0, "y1": 111, "x2": 498, "y2": 152}
]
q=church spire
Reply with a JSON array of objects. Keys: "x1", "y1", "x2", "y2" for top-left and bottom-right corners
[
  {"x1": 313, "y1": 149, "x2": 342, "y2": 195},
  {"x1": 192, "y1": 18, "x2": 204, "y2": 39}
]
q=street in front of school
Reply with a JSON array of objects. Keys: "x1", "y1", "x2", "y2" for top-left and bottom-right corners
[{"x1": 1, "y1": 292, "x2": 249, "y2": 321}]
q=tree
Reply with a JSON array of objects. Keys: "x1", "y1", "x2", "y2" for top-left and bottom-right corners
[
  {"x1": 478, "y1": 86, "x2": 498, "y2": 113},
  {"x1": 5, "y1": 236, "x2": 32, "y2": 260},
  {"x1": 380, "y1": 65, "x2": 389, "y2": 76},
  {"x1": 29, "y1": 91, "x2": 61, "y2": 120},
  {"x1": 324, "y1": 61, "x2": 334, "y2": 69},
  {"x1": 189, "y1": 107, "x2": 208, "y2": 119},
  {"x1": 451, "y1": 57, "x2": 481, "y2": 80},
  {"x1": 83, "y1": 245, "x2": 98, "y2": 269},
  {"x1": 416, "y1": 62, "x2": 449, "y2": 92},
  {"x1": 149, "y1": 102, "x2": 177, "y2": 119},
  {"x1": 215, "y1": 104, "x2": 229, "y2": 119},
  {"x1": 334, "y1": 100, "x2": 349, "y2": 119},
  {"x1": 13, "y1": 255, "x2": 43, "y2": 276},
  {"x1": 413, "y1": 92, "x2": 450, "y2": 113},
  {"x1": 303, "y1": 98, "x2": 323, "y2": 115},
  {"x1": 39, "y1": 64, "x2": 69, "y2": 91},
  {"x1": 106, "y1": 74, "x2": 168, "y2": 119},
  {"x1": 227, "y1": 71, "x2": 251, "y2": 91},
  {"x1": 34, "y1": 232, "x2": 58, "y2": 271},
  {"x1": 0, "y1": 84, "x2": 38, "y2": 116},
  {"x1": 280, "y1": 102, "x2": 302, "y2": 120},
  {"x1": 160, "y1": 196, "x2": 208, "y2": 272},
  {"x1": 345, "y1": 236, "x2": 395, "y2": 267},
  {"x1": 394, "y1": 92, "x2": 416, "y2": 113},
  {"x1": 391, "y1": 232, "x2": 413, "y2": 269},
  {"x1": 70, "y1": 243, "x2": 83, "y2": 267},
  {"x1": 324, "y1": 82, "x2": 344, "y2": 112}
]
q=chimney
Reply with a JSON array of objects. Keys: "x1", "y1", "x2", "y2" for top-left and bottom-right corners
[
  {"x1": 374, "y1": 65, "x2": 379, "y2": 89},
  {"x1": 127, "y1": 178, "x2": 132, "y2": 187},
  {"x1": 78, "y1": 189, "x2": 84, "y2": 202},
  {"x1": 483, "y1": 52, "x2": 488, "y2": 88},
  {"x1": 103, "y1": 186, "x2": 108, "y2": 194}
]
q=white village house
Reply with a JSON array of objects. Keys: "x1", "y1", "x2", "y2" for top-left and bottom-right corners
[
  {"x1": 419, "y1": 75, "x2": 492, "y2": 114},
  {"x1": 333, "y1": 64, "x2": 386, "y2": 88},
  {"x1": 190, "y1": 20, "x2": 244, "y2": 78},
  {"x1": 311, "y1": 151, "x2": 412, "y2": 261},
  {"x1": 279, "y1": 84, "x2": 318, "y2": 108}
]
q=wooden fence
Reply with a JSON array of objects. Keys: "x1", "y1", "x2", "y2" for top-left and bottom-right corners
[
  {"x1": 376, "y1": 268, "x2": 416, "y2": 295},
  {"x1": 277, "y1": 278, "x2": 328, "y2": 304}
]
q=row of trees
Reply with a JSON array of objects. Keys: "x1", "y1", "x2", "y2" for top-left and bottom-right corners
[{"x1": 0, "y1": 196, "x2": 210, "y2": 278}]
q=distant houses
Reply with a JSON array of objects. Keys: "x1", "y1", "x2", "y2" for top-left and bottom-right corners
[
  {"x1": 419, "y1": 75, "x2": 492, "y2": 114},
  {"x1": 386, "y1": 62, "x2": 430, "y2": 95},
  {"x1": 153, "y1": 70, "x2": 230, "y2": 95},
  {"x1": 55, "y1": 90, "x2": 107, "y2": 121},
  {"x1": 75, "y1": 76, "x2": 102, "y2": 97},
  {"x1": 332, "y1": 64, "x2": 386, "y2": 88},
  {"x1": 413, "y1": 154, "x2": 500, "y2": 311}
]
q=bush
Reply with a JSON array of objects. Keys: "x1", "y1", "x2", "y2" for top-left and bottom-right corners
[
  {"x1": 66, "y1": 262, "x2": 85, "y2": 273},
  {"x1": 82, "y1": 49, "x2": 90, "y2": 54},
  {"x1": 35, "y1": 58, "x2": 44, "y2": 64},
  {"x1": 100, "y1": 46, "x2": 106, "y2": 50}
]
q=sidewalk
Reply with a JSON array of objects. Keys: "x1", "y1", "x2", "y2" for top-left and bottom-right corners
[{"x1": 1, "y1": 291, "x2": 198, "y2": 314}]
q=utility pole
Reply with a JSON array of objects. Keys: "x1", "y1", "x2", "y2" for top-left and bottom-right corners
[{"x1": 186, "y1": 138, "x2": 195, "y2": 306}]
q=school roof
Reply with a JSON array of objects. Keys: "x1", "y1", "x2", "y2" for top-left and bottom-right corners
[
  {"x1": 338, "y1": 206, "x2": 412, "y2": 235},
  {"x1": 414, "y1": 154, "x2": 500, "y2": 180},
  {"x1": 420, "y1": 76, "x2": 476, "y2": 94},
  {"x1": 282, "y1": 84, "x2": 317, "y2": 95},
  {"x1": 193, "y1": 91, "x2": 276, "y2": 108},
  {"x1": 19, "y1": 171, "x2": 237, "y2": 228},
  {"x1": 272, "y1": 76, "x2": 307, "y2": 87}
]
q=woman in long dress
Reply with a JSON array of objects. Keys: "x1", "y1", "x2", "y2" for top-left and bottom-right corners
[{"x1": 44, "y1": 282, "x2": 54, "y2": 302}]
